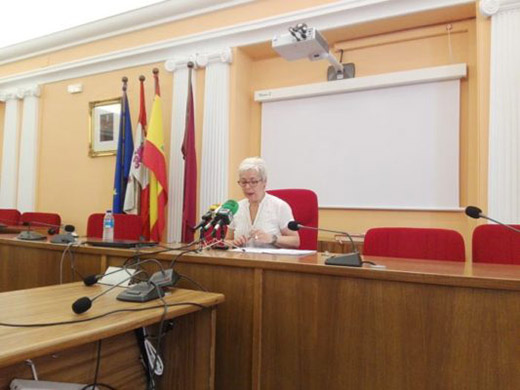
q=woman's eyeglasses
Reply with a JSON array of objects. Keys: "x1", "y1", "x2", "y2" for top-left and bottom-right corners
[{"x1": 237, "y1": 179, "x2": 262, "y2": 187}]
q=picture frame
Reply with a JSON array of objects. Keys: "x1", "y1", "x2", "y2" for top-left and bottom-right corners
[{"x1": 89, "y1": 98, "x2": 122, "y2": 157}]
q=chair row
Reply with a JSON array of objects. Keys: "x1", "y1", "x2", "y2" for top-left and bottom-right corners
[
  {"x1": 0, "y1": 209, "x2": 61, "y2": 231},
  {"x1": 84, "y1": 189, "x2": 319, "y2": 244},
  {"x1": 363, "y1": 226, "x2": 520, "y2": 264}
]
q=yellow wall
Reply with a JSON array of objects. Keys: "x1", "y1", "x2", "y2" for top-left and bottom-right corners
[
  {"x1": 0, "y1": 1, "x2": 490, "y2": 256},
  {"x1": 36, "y1": 65, "x2": 172, "y2": 233},
  {"x1": 243, "y1": 14, "x2": 489, "y2": 257}
]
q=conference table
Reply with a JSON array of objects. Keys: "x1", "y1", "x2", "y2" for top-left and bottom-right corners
[
  {"x1": 1, "y1": 235, "x2": 519, "y2": 390},
  {"x1": 0, "y1": 281, "x2": 224, "y2": 389}
]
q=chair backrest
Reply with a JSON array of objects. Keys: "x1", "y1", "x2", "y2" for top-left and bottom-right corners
[
  {"x1": 87, "y1": 213, "x2": 144, "y2": 240},
  {"x1": 267, "y1": 189, "x2": 319, "y2": 250},
  {"x1": 0, "y1": 209, "x2": 21, "y2": 226},
  {"x1": 21, "y1": 212, "x2": 61, "y2": 232},
  {"x1": 472, "y1": 224, "x2": 520, "y2": 264},
  {"x1": 363, "y1": 227, "x2": 466, "y2": 261}
]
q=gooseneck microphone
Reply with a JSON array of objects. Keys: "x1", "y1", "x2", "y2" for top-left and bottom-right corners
[
  {"x1": 193, "y1": 204, "x2": 220, "y2": 231},
  {"x1": 72, "y1": 270, "x2": 146, "y2": 314},
  {"x1": 204, "y1": 200, "x2": 239, "y2": 231},
  {"x1": 465, "y1": 206, "x2": 520, "y2": 234},
  {"x1": 287, "y1": 221, "x2": 362, "y2": 267}
]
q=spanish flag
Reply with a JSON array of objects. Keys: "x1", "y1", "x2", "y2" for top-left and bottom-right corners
[{"x1": 143, "y1": 69, "x2": 168, "y2": 241}]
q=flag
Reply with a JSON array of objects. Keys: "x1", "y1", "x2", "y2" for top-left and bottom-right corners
[
  {"x1": 142, "y1": 69, "x2": 168, "y2": 241},
  {"x1": 181, "y1": 68, "x2": 197, "y2": 242},
  {"x1": 112, "y1": 79, "x2": 134, "y2": 214},
  {"x1": 124, "y1": 76, "x2": 149, "y2": 230}
]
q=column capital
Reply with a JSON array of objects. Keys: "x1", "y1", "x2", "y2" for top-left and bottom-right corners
[
  {"x1": 164, "y1": 48, "x2": 232, "y2": 72},
  {"x1": 196, "y1": 48, "x2": 233, "y2": 68},
  {"x1": 17, "y1": 85, "x2": 41, "y2": 99},
  {"x1": 164, "y1": 55, "x2": 198, "y2": 72},
  {"x1": 480, "y1": 0, "x2": 520, "y2": 17},
  {"x1": 0, "y1": 89, "x2": 20, "y2": 102}
]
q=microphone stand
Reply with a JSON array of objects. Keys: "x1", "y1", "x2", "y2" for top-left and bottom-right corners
[
  {"x1": 296, "y1": 225, "x2": 362, "y2": 267},
  {"x1": 482, "y1": 215, "x2": 520, "y2": 234},
  {"x1": 17, "y1": 222, "x2": 46, "y2": 241}
]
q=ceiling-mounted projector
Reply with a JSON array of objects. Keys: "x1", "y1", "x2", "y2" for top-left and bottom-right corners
[
  {"x1": 271, "y1": 23, "x2": 355, "y2": 81},
  {"x1": 272, "y1": 26, "x2": 330, "y2": 61}
]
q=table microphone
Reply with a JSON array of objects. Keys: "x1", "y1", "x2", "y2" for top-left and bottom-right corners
[
  {"x1": 465, "y1": 206, "x2": 520, "y2": 234},
  {"x1": 72, "y1": 270, "x2": 146, "y2": 314},
  {"x1": 287, "y1": 221, "x2": 362, "y2": 267}
]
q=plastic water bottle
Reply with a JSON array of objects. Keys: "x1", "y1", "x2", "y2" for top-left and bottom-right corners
[{"x1": 103, "y1": 210, "x2": 115, "y2": 241}]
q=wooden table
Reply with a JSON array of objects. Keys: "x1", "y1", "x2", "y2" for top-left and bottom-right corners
[
  {"x1": 1, "y1": 236, "x2": 520, "y2": 390},
  {"x1": 0, "y1": 281, "x2": 224, "y2": 389}
]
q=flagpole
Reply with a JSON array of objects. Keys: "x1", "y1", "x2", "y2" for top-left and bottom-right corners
[
  {"x1": 137, "y1": 75, "x2": 146, "y2": 215},
  {"x1": 153, "y1": 68, "x2": 160, "y2": 96},
  {"x1": 121, "y1": 76, "x2": 128, "y2": 211}
]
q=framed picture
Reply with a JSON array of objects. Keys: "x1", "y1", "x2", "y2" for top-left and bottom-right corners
[{"x1": 89, "y1": 98, "x2": 122, "y2": 157}]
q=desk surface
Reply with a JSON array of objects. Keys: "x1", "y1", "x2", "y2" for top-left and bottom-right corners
[
  {"x1": 1, "y1": 234, "x2": 518, "y2": 291},
  {"x1": 0, "y1": 282, "x2": 224, "y2": 368}
]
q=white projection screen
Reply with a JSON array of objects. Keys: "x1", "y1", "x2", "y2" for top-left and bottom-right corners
[{"x1": 261, "y1": 80, "x2": 460, "y2": 209}]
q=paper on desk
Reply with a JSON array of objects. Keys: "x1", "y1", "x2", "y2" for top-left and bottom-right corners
[
  {"x1": 230, "y1": 248, "x2": 316, "y2": 256},
  {"x1": 98, "y1": 266, "x2": 136, "y2": 287}
]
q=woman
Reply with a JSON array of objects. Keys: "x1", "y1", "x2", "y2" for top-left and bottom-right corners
[{"x1": 227, "y1": 157, "x2": 300, "y2": 248}]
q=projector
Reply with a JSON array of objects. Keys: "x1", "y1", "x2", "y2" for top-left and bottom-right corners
[{"x1": 272, "y1": 27, "x2": 330, "y2": 61}]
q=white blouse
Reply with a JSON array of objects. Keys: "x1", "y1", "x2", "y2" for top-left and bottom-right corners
[{"x1": 229, "y1": 193, "x2": 294, "y2": 248}]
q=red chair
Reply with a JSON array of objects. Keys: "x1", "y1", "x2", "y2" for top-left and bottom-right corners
[
  {"x1": 0, "y1": 209, "x2": 21, "y2": 226},
  {"x1": 363, "y1": 227, "x2": 465, "y2": 261},
  {"x1": 87, "y1": 213, "x2": 143, "y2": 240},
  {"x1": 267, "y1": 189, "x2": 319, "y2": 250},
  {"x1": 472, "y1": 224, "x2": 520, "y2": 264},
  {"x1": 21, "y1": 212, "x2": 61, "y2": 232}
]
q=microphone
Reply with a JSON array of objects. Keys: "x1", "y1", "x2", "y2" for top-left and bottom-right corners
[
  {"x1": 288, "y1": 221, "x2": 362, "y2": 267},
  {"x1": 72, "y1": 270, "x2": 146, "y2": 314},
  {"x1": 17, "y1": 221, "x2": 46, "y2": 241},
  {"x1": 50, "y1": 224, "x2": 77, "y2": 244},
  {"x1": 193, "y1": 204, "x2": 220, "y2": 231},
  {"x1": 48, "y1": 224, "x2": 75, "y2": 235},
  {"x1": 204, "y1": 199, "x2": 239, "y2": 233},
  {"x1": 464, "y1": 205, "x2": 520, "y2": 234}
]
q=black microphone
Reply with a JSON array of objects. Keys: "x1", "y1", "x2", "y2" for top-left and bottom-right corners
[
  {"x1": 72, "y1": 270, "x2": 146, "y2": 314},
  {"x1": 193, "y1": 204, "x2": 220, "y2": 231},
  {"x1": 288, "y1": 221, "x2": 362, "y2": 267},
  {"x1": 48, "y1": 224, "x2": 75, "y2": 235},
  {"x1": 464, "y1": 206, "x2": 520, "y2": 234}
]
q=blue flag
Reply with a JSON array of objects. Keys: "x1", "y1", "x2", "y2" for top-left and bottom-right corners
[{"x1": 113, "y1": 91, "x2": 134, "y2": 213}]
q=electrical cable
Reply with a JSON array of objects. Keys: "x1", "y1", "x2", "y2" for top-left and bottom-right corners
[
  {"x1": 178, "y1": 274, "x2": 208, "y2": 292},
  {"x1": 0, "y1": 302, "x2": 208, "y2": 328}
]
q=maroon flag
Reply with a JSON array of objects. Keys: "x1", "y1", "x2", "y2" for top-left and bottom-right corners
[{"x1": 181, "y1": 65, "x2": 197, "y2": 242}]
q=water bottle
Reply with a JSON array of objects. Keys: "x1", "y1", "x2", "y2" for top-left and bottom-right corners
[{"x1": 102, "y1": 210, "x2": 115, "y2": 241}]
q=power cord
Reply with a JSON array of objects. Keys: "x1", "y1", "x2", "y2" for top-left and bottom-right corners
[{"x1": 0, "y1": 302, "x2": 209, "y2": 328}]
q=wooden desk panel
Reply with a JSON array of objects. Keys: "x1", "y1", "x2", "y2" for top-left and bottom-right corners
[
  {"x1": 0, "y1": 240, "x2": 101, "y2": 292},
  {"x1": 260, "y1": 270, "x2": 520, "y2": 390}
]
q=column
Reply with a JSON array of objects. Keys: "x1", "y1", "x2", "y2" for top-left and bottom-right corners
[
  {"x1": 17, "y1": 85, "x2": 41, "y2": 212},
  {"x1": 0, "y1": 90, "x2": 21, "y2": 208},
  {"x1": 481, "y1": 0, "x2": 520, "y2": 222},
  {"x1": 164, "y1": 57, "x2": 196, "y2": 243},
  {"x1": 198, "y1": 48, "x2": 232, "y2": 214}
]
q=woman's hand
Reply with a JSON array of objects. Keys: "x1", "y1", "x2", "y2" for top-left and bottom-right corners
[
  {"x1": 233, "y1": 235, "x2": 249, "y2": 247},
  {"x1": 250, "y1": 229, "x2": 274, "y2": 245}
]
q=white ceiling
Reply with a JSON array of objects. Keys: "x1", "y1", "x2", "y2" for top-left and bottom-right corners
[{"x1": 0, "y1": 0, "x2": 165, "y2": 49}]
